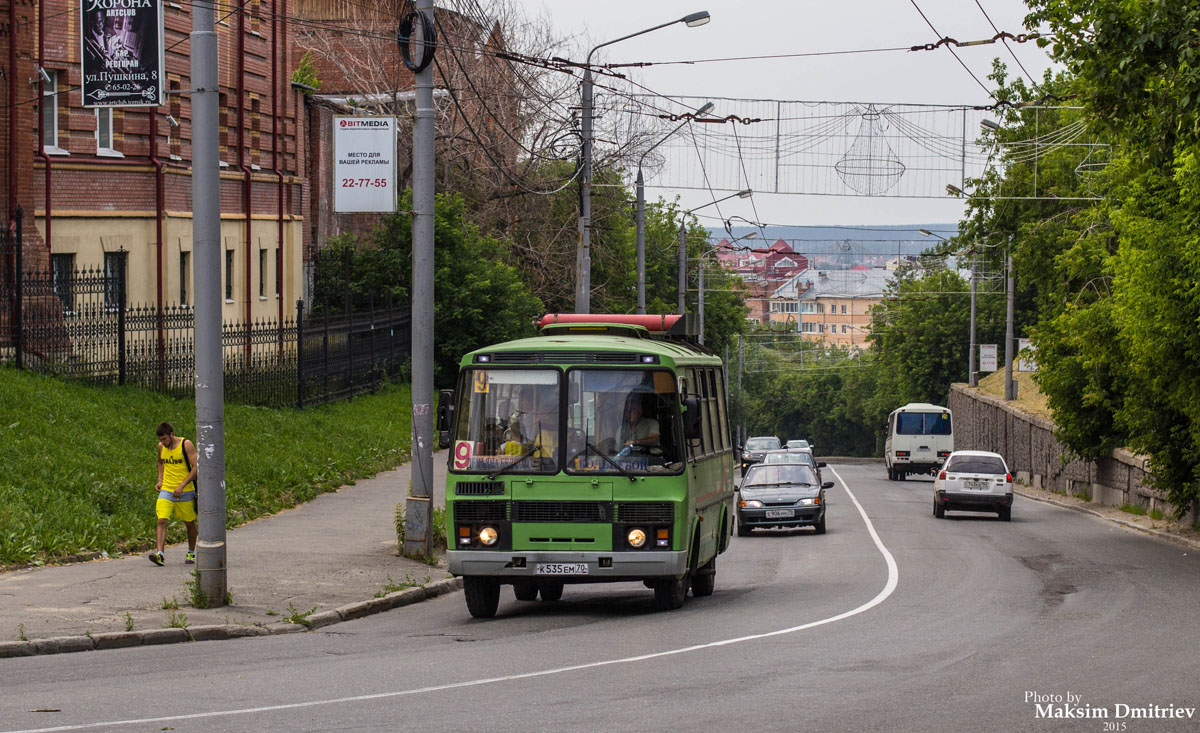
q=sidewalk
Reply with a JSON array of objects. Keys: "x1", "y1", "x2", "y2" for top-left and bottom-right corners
[{"x1": 0, "y1": 456, "x2": 454, "y2": 657}]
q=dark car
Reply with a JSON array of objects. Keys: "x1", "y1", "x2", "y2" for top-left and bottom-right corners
[
  {"x1": 736, "y1": 463, "x2": 832, "y2": 536},
  {"x1": 760, "y1": 449, "x2": 826, "y2": 485},
  {"x1": 740, "y1": 436, "x2": 782, "y2": 471}
]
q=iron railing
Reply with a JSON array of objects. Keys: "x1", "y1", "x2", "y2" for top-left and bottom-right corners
[{"x1": 0, "y1": 246, "x2": 410, "y2": 408}]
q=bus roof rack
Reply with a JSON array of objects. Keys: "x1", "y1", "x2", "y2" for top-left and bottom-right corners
[{"x1": 536, "y1": 313, "x2": 700, "y2": 340}]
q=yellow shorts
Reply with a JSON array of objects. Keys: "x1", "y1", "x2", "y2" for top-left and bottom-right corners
[{"x1": 156, "y1": 497, "x2": 197, "y2": 522}]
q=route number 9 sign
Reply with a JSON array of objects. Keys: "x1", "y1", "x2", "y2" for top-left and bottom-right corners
[
  {"x1": 453, "y1": 440, "x2": 474, "y2": 470},
  {"x1": 333, "y1": 116, "x2": 397, "y2": 213}
]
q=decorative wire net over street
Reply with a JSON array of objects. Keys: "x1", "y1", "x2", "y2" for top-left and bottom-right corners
[{"x1": 625, "y1": 95, "x2": 1105, "y2": 200}]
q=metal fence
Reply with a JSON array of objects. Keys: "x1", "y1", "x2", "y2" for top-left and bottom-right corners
[{"x1": 1, "y1": 231, "x2": 410, "y2": 408}]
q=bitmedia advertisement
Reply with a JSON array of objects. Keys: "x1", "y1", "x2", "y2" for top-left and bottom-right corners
[
  {"x1": 333, "y1": 116, "x2": 398, "y2": 213},
  {"x1": 80, "y1": 0, "x2": 164, "y2": 107}
]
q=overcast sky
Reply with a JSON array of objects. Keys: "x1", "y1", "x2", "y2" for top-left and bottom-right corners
[{"x1": 504, "y1": 0, "x2": 1057, "y2": 227}]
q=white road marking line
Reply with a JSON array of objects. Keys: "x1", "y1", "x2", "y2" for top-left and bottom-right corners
[{"x1": 9, "y1": 465, "x2": 897, "y2": 733}]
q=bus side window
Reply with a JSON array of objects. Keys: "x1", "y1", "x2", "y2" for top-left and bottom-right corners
[
  {"x1": 699, "y1": 368, "x2": 714, "y2": 456},
  {"x1": 709, "y1": 369, "x2": 728, "y2": 452},
  {"x1": 685, "y1": 368, "x2": 702, "y2": 460}
]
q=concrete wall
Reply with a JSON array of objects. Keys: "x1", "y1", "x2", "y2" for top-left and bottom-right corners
[{"x1": 947, "y1": 384, "x2": 1191, "y2": 520}]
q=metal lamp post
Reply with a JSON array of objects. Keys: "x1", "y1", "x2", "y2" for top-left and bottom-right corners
[
  {"x1": 578, "y1": 10, "x2": 710, "y2": 313},
  {"x1": 678, "y1": 189, "x2": 752, "y2": 313},
  {"x1": 636, "y1": 101, "x2": 713, "y2": 314}
]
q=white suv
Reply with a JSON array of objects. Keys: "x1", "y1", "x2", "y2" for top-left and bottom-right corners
[{"x1": 932, "y1": 450, "x2": 1014, "y2": 521}]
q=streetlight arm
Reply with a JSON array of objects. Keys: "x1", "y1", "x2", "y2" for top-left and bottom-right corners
[{"x1": 587, "y1": 18, "x2": 688, "y2": 65}]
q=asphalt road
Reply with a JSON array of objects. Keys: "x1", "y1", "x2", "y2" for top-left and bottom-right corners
[{"x1": 3, "y1": 462, "x2": 1199, "y2": 732}]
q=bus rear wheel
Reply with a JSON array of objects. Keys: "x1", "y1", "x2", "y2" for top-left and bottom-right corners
[
  {"x1": 691, "y1": 558, "x2": 716, "y2": 597},
  {"x1": 653, "y1": 574, "x2": 689, "y2": 611},
  {"x1": 537, "y1": 580, "x2": 564, "y2": 602},
  {"x1": 512, "y1": 580, "x2": 538, "y2": 601},
  {"x1": 463, "y1": 576, "x2": 500, "y2": 618}
]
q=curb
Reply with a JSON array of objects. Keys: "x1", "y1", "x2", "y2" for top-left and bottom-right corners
[
  {"x1": 1015, "y1": 488, "x2": 1200, "y2": 552},
  {"x1": 0, "y1": 577, "x2": 463, "y2": 659}
]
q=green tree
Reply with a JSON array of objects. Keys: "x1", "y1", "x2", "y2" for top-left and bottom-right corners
[{"x1": 314, "y1": 190, "x2": 543, "y2": 387}]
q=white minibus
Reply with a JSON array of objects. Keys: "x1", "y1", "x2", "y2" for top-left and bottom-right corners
[{"x1": 884, "y1": 403, "x2": 953, "y2": 480}]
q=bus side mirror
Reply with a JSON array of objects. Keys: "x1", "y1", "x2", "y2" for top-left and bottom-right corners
[
  {"x1": 683, "y1": 396, "x2": 702, "y2": 441},
  {"x1": 436, "y1": 389, "x2": 455, "y2": 449}
]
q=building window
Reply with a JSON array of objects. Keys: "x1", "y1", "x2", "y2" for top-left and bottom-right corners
[
  {"x1": 225, "y1": 249, "x2": 234, "y2": 301},
  {"x1": 96, "y1": 108, "x2": 121, "y2": 156},
  {"x1": 51, "y1": 253, "x2": 75, "y2": 312},
  {"x1": 104, "y1": 251, "x2": 126, "y2": 311},
  {"x1": 180, "y1": 251, "x2": 190, "y2": 305},
  {"x1": 259, "y1": 248, "x2": 266, "y2": 297},
  {"x1": 842, "y1": 324, "x2": 848, "y2": 334},
  {"x1": 841, "y1": 304, "x2": 847, "y2": 314},
  {"x1": 42, "y1": 70, "x2": 63, "y2": 153}
]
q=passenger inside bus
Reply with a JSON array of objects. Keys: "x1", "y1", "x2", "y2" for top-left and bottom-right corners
[{"x1": 503, "y1": 386, "x2": 558, "y2": 459}]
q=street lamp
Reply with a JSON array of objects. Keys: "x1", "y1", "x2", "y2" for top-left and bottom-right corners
[
  {"x1": 698, "y1": 231, "x2": 756, "y2": 344},
  {"x1": 921, "y1": 228, "x2": 977, "y2": 387},
  {"x1": 577, "y1": 10, "x2": 711, "y2": 314},
  {"x1": 679, "y1": 189, "x2": 752, "y2": 313},
  {"x1": 636, "y1": 101, "x2": 714, "y2": 314}
]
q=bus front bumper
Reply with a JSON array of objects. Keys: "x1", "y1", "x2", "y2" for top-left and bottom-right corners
[{"x1": 449, "y1": 550, "x2": 689, "y2": 579}]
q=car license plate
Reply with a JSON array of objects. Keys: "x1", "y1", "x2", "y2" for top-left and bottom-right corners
[
  {"x1": 765, "y1": 509, "x2": 794, "y2": 519},
  {"x1": 536, "y1": 563, "x2": 588, "y2": 575},
  {"x1": 963, "y1": 479, "x2": 987, "y2": 490}
]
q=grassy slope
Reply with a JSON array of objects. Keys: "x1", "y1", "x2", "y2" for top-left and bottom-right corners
[
  {"x1": 974, "y1": 370, "x2": 1052, "y2": 419},
  {"x1": 0, "y1": 367, "x2": 411, "y2": 566}
]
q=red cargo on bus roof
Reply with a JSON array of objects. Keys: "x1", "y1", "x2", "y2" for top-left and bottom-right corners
[{"x1": 537, "y1": 313, "x2": 682, "y2": 334}]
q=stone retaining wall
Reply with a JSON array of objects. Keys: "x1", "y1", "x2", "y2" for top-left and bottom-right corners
[{"x1": 946, "y1": 384, "x2": 1190, "y2": 520}]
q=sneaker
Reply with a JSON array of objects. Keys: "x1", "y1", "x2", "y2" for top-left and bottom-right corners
[
  {"x1": 185, "y1": 551, "x2": 195, "y2": 564},
  {"x1": 148, "y1": 551, "x2": 164, "y2": 566}
]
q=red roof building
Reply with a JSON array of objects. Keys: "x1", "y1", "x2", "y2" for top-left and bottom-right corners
[{"x1": 714, "y1": 238, "x2": 809, "y2": 324}]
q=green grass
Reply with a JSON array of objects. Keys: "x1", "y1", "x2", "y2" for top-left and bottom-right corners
[
  {"x1": 1149, "y1": 507, "x2": 1164, "y2": 521},
  {"x1": 1120, "y1": 503, "x2": 1148, "y2": 516},
  {"x1": 0, "y1": 366, "x2": 412, "y2": 567}
]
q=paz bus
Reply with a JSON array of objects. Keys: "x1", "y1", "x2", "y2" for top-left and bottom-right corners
[
  {"x1": 436, "y1": 314, "x2": 736, "y2": 618},
  {"x1": 883, "y1": 402, "x2": 953, "y2": 480}
]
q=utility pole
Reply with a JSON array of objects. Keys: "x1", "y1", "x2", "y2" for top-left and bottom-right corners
[
  {"x1": 576, "y1": 64, "x2": 593, "y2": 314},
  {"x1": 677, "y1": 224, "x2": 687, "y2": 314},
  {"x1": 698, "y1": 257, "x2": 705, "y2": 344},
  {"x1": 635, "y1": 169, "x2": 645, "y2": 314},
  {"x1": 737, "y1": 334, "x2": 744, "y2": 445},
  {"x1": 191, "y1": 0, "x2": 227, "y2": 605},
  {"x1": 405, "y1": 0, "x2": 435, "y2": 557},
  {"x1": 1004, "y1": 246, "x2": 1015, "y2": 400},
  {"x1": 968, "y1": 254, "x2": 977, "y2": 387}
]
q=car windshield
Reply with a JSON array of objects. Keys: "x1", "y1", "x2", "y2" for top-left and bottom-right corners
[
  {"x1": 746, "y1": 437, "x2": 780, "y2": 450},
  {"x1": 763, "y1": 451, "x2": 813, "y2": 465},
  {"x1": 896, "y1": 411, "x2": 952, "y2": 436},
  {"x1": 946, "y1": 456, "x2": 1006, "y2": 474},
  {"x1": 452, "y1": 368, "x2": 560, "y2": 474},
  {"x1": 786, "y1": 440, "x2": 809, "y2": 450},
  {"x1": 742, "y1": 464, "x2": 818, "y2": 488},
  {"x1": 564, "y1": 369, "x2": 681, "y2": 475}
]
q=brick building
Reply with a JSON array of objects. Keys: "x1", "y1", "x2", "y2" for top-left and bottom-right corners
[{"x1": 1, "y1": 0, "x2": 306, "y2": 322}]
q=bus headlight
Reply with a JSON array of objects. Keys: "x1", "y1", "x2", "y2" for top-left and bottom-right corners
[
  {"x1": 627, "y1": 528, "x2": 647, "y2": 548},
  {"x1": 478, "y1": 526, "x2": 499, "y2": 546}
]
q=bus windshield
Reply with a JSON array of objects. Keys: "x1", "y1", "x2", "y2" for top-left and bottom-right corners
[
  {"x1": 896, "y1": 411, "x2": 952, "y2": 436},
  {"x1": 452, "y1": 368, "x2": 560, "y2": 474},
  {"x1": 565, "y1": 369, "x2": 681, "y2": 474}
]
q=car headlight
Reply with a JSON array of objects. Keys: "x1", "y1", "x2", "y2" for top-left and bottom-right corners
[
  {"x1": 740, "y1": 499, "x2": 763, "y2": 508},
  {"x1": 798, "y1": 497, "x2": 819, "y2": 506},
  {"x1": 478, "y1": 526, "x2": 499, "y2": 546},
  {"x1": 627, "y1": 528, "x2": 647, "y2": 548},
  {"x1": 742, "y1": 451, "x2": 752, "y2": 460}
]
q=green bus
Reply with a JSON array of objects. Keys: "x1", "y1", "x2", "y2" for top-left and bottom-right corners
[{"x1": 436, "y1": 314, "x2": 736, "y2": 618}]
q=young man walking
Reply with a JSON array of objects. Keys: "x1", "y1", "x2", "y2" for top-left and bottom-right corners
[{"x1": 150, "y1": 422, "x2": 199, "y2": 566}]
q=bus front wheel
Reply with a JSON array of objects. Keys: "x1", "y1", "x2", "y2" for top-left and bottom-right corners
[{"x1": 463, "y1": 576, "x2": 500, "y2": 618}]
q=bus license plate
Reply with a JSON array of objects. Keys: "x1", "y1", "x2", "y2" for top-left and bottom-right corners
[
  {"x1": 536, "y1": 563, "x2": 589, "y2": 575},
  {"x1": 765, "y1": 509, "x2": 794, "y2": 519}
]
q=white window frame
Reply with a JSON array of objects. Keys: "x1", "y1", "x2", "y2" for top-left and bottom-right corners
[
  {"x1": 95, "y1": 108, "x2": 122, "y2": 157},
  {"x1": 42, "y1": 70, "x2": 68, "y2": 155}
]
